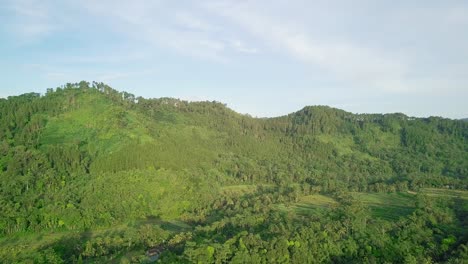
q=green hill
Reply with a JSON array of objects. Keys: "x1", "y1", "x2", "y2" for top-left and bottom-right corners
[{"x1": 0, "y1": 81, "x2": 467, "y2": 263}]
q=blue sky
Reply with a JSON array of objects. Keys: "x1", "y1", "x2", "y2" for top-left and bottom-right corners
[{"x1": 1, "y1": 0, "x2": 467, "y2": 118}]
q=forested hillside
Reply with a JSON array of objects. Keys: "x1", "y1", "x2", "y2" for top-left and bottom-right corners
[{"x1": 1, "y1": 81, "x2": 467, "y2": 263}]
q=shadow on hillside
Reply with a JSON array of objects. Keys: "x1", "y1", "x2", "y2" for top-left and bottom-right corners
[
  {"x1": 133, "y1": 215, "x2": 192, "y2": 232},
  {"x1": 40, "y1": 228, "x2": 93, "y2": 262}
]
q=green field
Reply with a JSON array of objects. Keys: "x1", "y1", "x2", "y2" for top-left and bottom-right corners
[
  {"x1": 280, "y1": 192, "x2": 414, "y2": 220},
  {"x1": 353, "y1": 192, "x2": 416, "y2": 220},
  {"x1": 221, "y1": 184, "x2": 262, "y2": 196},
  {"x1": 278, "y1": 189, "x2": 468, "y2": 221},
  {"x1": 223, "y1": 185, "x2": 468, "y2": 221},
  {"x1": 278, "y1": 194, "x2": 337, "y2": 216},
  {"x1": 421, "y1": 188, "x2": 468, "y2": 200}
]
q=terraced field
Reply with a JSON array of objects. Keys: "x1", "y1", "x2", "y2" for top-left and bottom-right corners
[{"x1": 223, "y1": 185, "x2": 468, "y2": 221}]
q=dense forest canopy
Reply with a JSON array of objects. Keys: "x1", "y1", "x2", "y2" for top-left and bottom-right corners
[{"x1": 0, "y1": 81, "x2": 467, "y2": 263}]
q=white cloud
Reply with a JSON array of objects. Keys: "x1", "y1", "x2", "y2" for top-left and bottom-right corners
[
  {"x1": 231, "y1": 40, "x2": 258, "y2": 54},
  {"x1": 77, "y1": 0, "x2": 231, "y2": 62},
  {"x1": 205, "y1": 1, "x2": 412, "y2": 94},
  {"x1": 175, "y1": 12, "x2": 219, "y2": 32},
  {"x1": 22, "y1": 63, "x2": 157, "y2": 83},
  {"x1": 446, "y1": 7, "x2": 468, "y2": 25},
  {"x1": 95, "y1": 69, "x2": 157, "y2": 82},
  {"x1": 59, "y1": 53, "x2": 148, "y2": 64},
  {"x1": 44, "y1": 72, "x2": 69, "y2": 81}
]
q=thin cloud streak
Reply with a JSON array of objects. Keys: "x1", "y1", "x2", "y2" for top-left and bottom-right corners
[{"x1": 4, "y1": 0, "x2": 56, "y2": 39}]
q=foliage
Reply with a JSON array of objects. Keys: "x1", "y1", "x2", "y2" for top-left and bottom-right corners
[{"x1": 0, "y1": 81, "x2": 467, "y2": 263}]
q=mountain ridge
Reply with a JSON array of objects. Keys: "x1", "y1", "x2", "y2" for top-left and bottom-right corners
[
  {"x1": 2, "y1": 83, "x2": 462, "y2": 121},
  {"x1": 2, "y1": 81, "x2": 466, "y2": 186}
]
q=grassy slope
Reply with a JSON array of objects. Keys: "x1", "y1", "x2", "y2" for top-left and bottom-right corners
[{"x1": 39, "y1": 91, "x2": 157, "y2": 152}]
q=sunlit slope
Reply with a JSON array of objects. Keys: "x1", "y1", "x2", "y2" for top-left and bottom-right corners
[
  {"x1": 0, "y1": 82, "x2": 466, "y2": 234},
  {"x1": 5, "y1": 83, "x2": 466, "y2": 186}
]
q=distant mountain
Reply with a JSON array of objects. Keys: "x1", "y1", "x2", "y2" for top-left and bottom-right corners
[{"x1": 461, "y1": 118, "x2": 468, "y2": 122}]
